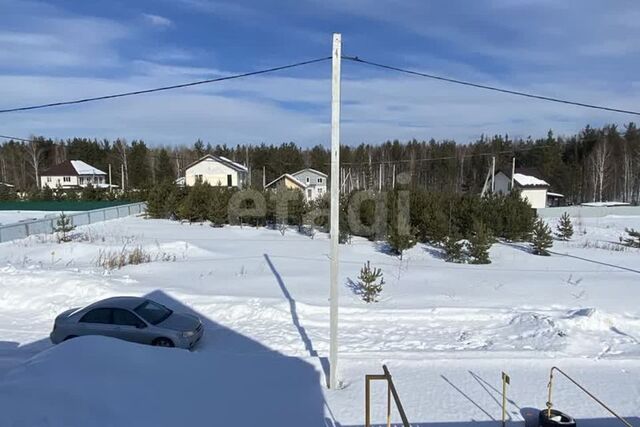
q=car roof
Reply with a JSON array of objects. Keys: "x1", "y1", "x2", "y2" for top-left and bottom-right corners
[{"x1": 88, "y1": 296, "x2": 147, "y2": 310}]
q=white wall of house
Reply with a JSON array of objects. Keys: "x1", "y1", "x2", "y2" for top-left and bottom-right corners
[
  {"x1": 41, "y1": 175, "x2": 105, "y2": 189},
  {"x1": 185, "y1": 158, "x2": 245, "y2": 187},
  {"x1": 520, "y1": 188, "x2": 548, "y2": 209},
  {"x1": 494, "y1": 172, "x2": 511, "y2": 194},
  {"x1": 41, "y1": 175, "x2": 78, "y2": 189}
]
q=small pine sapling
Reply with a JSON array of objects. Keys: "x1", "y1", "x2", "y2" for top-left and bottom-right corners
[
  {"x1": 531, "y1": 218, "x2": 553, "y2": 256},
  {"x1": 443, "y1": 235, "x2": 465, "y2": 263},
  {"x1": 55, "y1": 212, "x2": 75, "y2": 243},
  {"x1": 357, "y1": 261, "x2": 385, "y2": 303},
  {"x1": 555, "y1": 212, "x2": 574, "y2": 241},
  {"x1": 621, "y1": 228, "x2": 640, "y2": 248},
  {"x1": 466, "y1": 221, "x2": 492, "y2": 264}
]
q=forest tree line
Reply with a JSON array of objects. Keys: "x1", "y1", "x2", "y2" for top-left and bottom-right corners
[{"x1": 1, "y1": 122, "x2": 639, "y2": 204}]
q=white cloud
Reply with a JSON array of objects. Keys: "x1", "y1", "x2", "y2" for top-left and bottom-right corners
[{"x1": 142, "y1": 13, "x2": 174, "y2": 28}]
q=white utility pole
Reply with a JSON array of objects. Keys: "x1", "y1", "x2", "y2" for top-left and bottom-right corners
[
  {"x1": 329, "y1": 32, "x2": 342, "y2": 390},
  {"x1": 491, "y1": 156, "x2": 496, "y2": 193},
  {"x1": 121, "y1": 164, "x2": 125, "y2": 190},
  {"x1": 263, "y1": 166, "x2": 266, "y2": 189},
  {"x1": 511, "y1": 157, "x2": 516, "y2": 190},
  {"x1": 108, "y1": 164, "x2": 112, "y2": 193}
]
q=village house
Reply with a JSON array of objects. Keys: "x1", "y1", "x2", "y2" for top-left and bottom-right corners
[
  {"x1": 291, "y1": 168, "x2": 327, "y2": 201},
  {"x1": 183, "y1": 154, "x2": 248, "y2": 187},
  {"x1": 494, "y1": 168, "x2": 562, "y2": 209},
  {"x1": 264, "y1": 168, "x2": 327, "y2": 202},
  {"x1": 40, "y1": 160, "x2": 108, "y2": 189}
]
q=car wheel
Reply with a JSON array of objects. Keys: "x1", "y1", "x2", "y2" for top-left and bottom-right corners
[
  {"x1": 64, "y1": 335, "x2": 78, "y2": 341},
  {"x1": 152, "y1": 337, "x2": 174, "y2": 348},
  {"x1": 539, "y1": 409, "x2": 576, "y2": 427}
]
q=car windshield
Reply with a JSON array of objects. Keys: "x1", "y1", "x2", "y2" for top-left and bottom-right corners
[{"x1": 134, "y1": 300, "x2": 172, "y2": 325}]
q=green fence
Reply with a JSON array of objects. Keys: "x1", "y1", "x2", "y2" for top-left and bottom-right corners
[{"x1": 0, "y1": 200, "x2": 135, "y2": 211}]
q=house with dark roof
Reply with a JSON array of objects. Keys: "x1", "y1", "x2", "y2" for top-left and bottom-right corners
[
  {"x1": 494, "y1": 167, "x2": 562, "y2": 209},
  {"x1": 183, "y1": 154, "x2": 248, "y2": 188},
  {"x1": 40, "y1": 160, "x2": 108, "y2": 189}
]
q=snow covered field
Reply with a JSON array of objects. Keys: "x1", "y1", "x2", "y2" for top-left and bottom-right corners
[{"x1": 0, "y1": 214, "x2": 639, "y2": 426}]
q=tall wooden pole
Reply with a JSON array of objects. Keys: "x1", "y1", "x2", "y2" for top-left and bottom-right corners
[
  {"x1": 329, "y1": 33, "x2": 342, "y2": 389},
  {"x1": 108, "y1": 164, "x2": 112, "y2": 193},
  {"x1": 511, "y1": 157, "x2": 516, "y2": 191}
]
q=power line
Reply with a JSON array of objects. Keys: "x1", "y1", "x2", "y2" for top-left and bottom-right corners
[
  {"x1": 342, "y1": 56, "x2": 640, "y2": 117},
  {"x1": 0, "y1": 57, "x2": 331, "y2": 114}
]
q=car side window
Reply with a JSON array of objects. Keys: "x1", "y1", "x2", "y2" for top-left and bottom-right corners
[
  {"x1": 113, "y1": 309, "x2": 144, "y2": 327},
  {"x1": 79, "y1": 308, "x2": 112, "y2": 324}
]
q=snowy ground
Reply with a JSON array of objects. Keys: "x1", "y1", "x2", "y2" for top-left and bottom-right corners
[
  {"x1": 0, "y1": 210, "x2": 79, "y2": 225},
  {"x1": 0, "y1": 214, "x2": 639, "y2": 426}
]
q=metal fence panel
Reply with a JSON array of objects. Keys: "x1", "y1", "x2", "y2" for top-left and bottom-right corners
[
  {"x1": 537, "y1": 206, "x2": 640, "y2": 218},
  {"x1": 0, "y1": 202, "x2": 146, "y2": 243}
]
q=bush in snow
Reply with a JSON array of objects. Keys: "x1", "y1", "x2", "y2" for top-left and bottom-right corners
[
  {"x1": 555, "y1": 212, "x2": 574, "y2": 240},
  {"x1": 531, "y1": 218, "x2": 553, "y2": 256},
  {"x1": 54, "y1": 212, "x2": 75, "y2": 243},
  {"x1": 443, "y1": 234, "x2": 465, "y2": 263},
  {"x1": 356, "y1": 261, "x2": 385, "y2": 303},
  {"x1": 621, "y1": 228, "x2": 640, "y2": 248},
  {"x1": 466, "y1": 221, "x2": 492, "y2": 264}
]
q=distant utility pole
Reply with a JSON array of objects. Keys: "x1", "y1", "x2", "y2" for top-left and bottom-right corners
[
  {"x1": 262, "y1": 166, "x2": 266, "y2": 189},
  {"x1": 329, "y1": 32, "x2": 342, "y2": 390},
  {"x1": 121, "y1": 164, "x2": 125, "y2": 190},
  {"x1": 108, "y1": 164, "x2": 112, "y2": 193},
  {"x1": 511, "y1": 157, "x2": 516, "y2": 190},
  {"x1": 491, "y1": 156, "x2": 496, "y2": 193}
]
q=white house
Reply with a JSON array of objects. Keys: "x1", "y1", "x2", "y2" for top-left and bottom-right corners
[
  {"x1": 494, "y1": 168, "x2": 550, "y2": 209},
  {"x1": 40, "y1": 160, "x2": 108, "y2": 189},
  {"x1": 184, "y1": 154, "x2": 248, "y2": 188},
  {"x1": 290, "y1": 168, "x2": 327, "y2": 201}
]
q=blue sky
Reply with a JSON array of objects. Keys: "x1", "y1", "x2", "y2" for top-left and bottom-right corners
[{"x1": 0, "y1": 0, "x2": 639, "y2": 146}]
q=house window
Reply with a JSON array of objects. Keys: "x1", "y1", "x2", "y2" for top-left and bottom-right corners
[
  {"x1": 306, "y1": 177, "x2": 310, "y2": 183},
  {"x1": 227, "y1": 174, "x2": 233, "y2": 186},
  {"x1": 63, "y1": 176, "x2": 71, "y2": 182},
  {"x1": 307, "y1": 189, "x2": 312, "y2": 198},
  {"x1": 46, "y1": 177, "x2": 52, "y2": 182},
  {"x1": 195, "y1": 174, "x2": 203, "y2": 183},
  {"x1": 317, "y1": 188, "x2": 323, "y2": 195},
  {"x1": 79, "y1": 177, "x2": 84, "y2": 185},
  {"x1": 317, "y1": 177, "x2": 323, "y2": 184}
]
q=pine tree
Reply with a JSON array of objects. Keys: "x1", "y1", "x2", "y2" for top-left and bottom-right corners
[
  {"x1": 531, "y1": 218, "x2": 553, "y2": 256},
  {"x1": 387, "y1": 222, "x2": 416, "y2": 260},
  {"x1": 147, "y1": 182, "x2": 179, "y2": 218},
  {"x1": 179, "y1": 181, "x2": 211, "y2": 222},
  {"x1": 54, "y1": 212, "x2": 75, "y2": 243},
  {"x1": 466, "y1": 221, "x2": 492, "y2": 264},
  {"x1": 443, "y1": 235, "x2": 465, "y2": 263},
  {"x1": 555, "y1": 212, "x2": 574, "y2": 240},
  {"x1": 356, "y1": 261, "x2": 385, "y2": 303},
  {"x1": 622, "y1": 228, "x2": 640, "y2": 248}
]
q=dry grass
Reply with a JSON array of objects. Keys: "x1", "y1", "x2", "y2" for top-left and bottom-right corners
[{"x1": 96, "y1": 245, "x2": 176, "y2": 270}]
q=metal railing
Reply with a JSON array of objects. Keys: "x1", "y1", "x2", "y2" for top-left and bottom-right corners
[
  {"x1": 0, "y1": 202, "x2": 146, "y2": 243},
  {"x1": 365, "y1": 365, "x2": 410, "y2": 427},
  {"x1": 547, "y1": 366, "x2": 634, "y2": 427}
]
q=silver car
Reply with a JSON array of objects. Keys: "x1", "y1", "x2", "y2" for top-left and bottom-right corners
[{"x1": 50, "y1": 296, "x2": 203, "y2": 350}]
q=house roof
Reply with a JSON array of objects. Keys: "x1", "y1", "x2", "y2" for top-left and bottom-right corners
[
  {"x1": 496, "y1": 167, "x2": 549, "y2": 188},
  {"x1": 265, "y1": 173, "x2": 307, "y2": 189},
  {"x1": 291, "y1": 168, "x2": 328, "y2": 178},
  {"x1": 41, "y1": 160, "x2": 106, "y2": 176},
  {"x1": 184, "y1": 154, "x2": 248, "y2": 173}
]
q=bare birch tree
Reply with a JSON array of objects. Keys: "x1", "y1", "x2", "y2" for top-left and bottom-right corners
[
  {"x1": 590, "y1": 134, "x2": 611, "y2": 202},
  {"x1": 24, "y1": 139, "x2": 45, "y2": 189}
]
